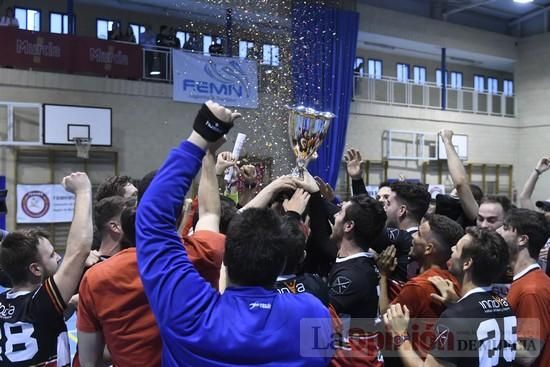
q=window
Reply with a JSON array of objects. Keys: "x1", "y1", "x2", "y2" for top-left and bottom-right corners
[
  {"x1": 436, "y1": 69, "x2": 448, "y2": 87},
  {"x1": 450, "y1": 71, "x2": 463, "y2": 89},
  {"x1": 503, "y1": 80, "x2": 514, "y2": 96},
  {"x1": 396, "y1": 63, "x2": 409, "y2": 82},
  {"x1": 367, "y1": 59, "x2": 382, "y2": 79},
  {"x1": 96, "y1": 19, "x2": 119, "y2": 40},
  {"x1": 239, "y1": 40, "x2": 254, "y2": 59},
  {"x1": 50, "y1": 12, "x2": 69, "y2": 34},
  {"x1": 15, "y1": 7, "x2": 40, "y2": 31},
  {"x1": 176, "y1": 31, "x2": 191, "y2": 49},
  {"x1": 487, "y1": 77, "x2": 498, "y2": 94},
  {"x1": 262, "y1": 44, "x2": 280, "y2": 66},
  {"x1": 474, "y1": 75, "x2": 485, "y2": 92},
  {"x1": 354, "y1": 57, "x2": 365, "y2": 76},
  {"x1": 129, "y1": 23, "x2": 145, "y2": 44},
  {"x1": 413, "y1": 66, "x2": 426, "y2": 84}
]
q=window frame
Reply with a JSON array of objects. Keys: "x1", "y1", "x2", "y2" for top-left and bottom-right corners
[
  {"x1": 96, "y1": 18, "x2": 120, "y2": 40},
  {"x1": 503, "y1": 79, "x2": 514, "y2": 96},
  {"x1": 15, "y1": 7, "x2": 42, "y2": 31},
  {"x1": 474, "y1": 74, "x2": 485, "y2": 93},
  {"x1": 450, "y1": 71, "x2": 463, "y2": 89},
  {"x1": 367, "y1": 58, "x2": 383, "y2": 79},
  {"x1": 487, "y1": 76, "x2": 499, "y2": 95},
  {"x1": 412, "y1": 65, "x2": 426, "y2": 85},
  {"x1": 396, "y1": 63, "x2": 410, "y2": 83},
  {"x1": 49, "y1": 11, "x2": 72, "y2": 34},
  {"x1": 239, "y1": 40, "x2": 255, "y2": 59},
  {"x1": 129, "y1": 23, "x2": 146, "y2": 44},
  {"x1": 354, "y1": 57, "x2": 365, "y2": 76},
  {"x1": 262, "y1": 43, "x2": 280, "y2": 66},
  {"x1": 436, "y1": 68, "x2": 449, "y2": 87}
]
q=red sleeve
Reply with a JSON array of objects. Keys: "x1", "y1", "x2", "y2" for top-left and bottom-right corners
[
  {"x1": 183, "y1": 230, "x2": 225, "y2": 289},
  {"x1": 391, "y1": 283, "x2": 424, "y2": 318},
  {"x1": 515, "y1": 292, "x2": 547, "y2": 341},
  {"x1": 77, "y1": 272, "x2": 101, "y2": 332}
]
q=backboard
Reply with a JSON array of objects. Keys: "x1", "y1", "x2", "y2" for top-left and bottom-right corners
[{"x1": 43, "y1": 104, "x2": 112, "y2": 146}]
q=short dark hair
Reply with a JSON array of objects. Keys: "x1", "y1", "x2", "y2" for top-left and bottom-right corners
[
  {"x1": 426, "y1": 214, "x2": 464, "y2": 261},
  {"x1": 345, "y1": 194, "x2": 387, "y2": 249},
  {"x1": 280, "y1": 216, "x2": 307, "y2": 274},
  {"x1": 379, "y1": 181, "x2": 390, "y2": 189},
  {"x1": 119, "y1": 206, "x2": 136, "y2": 250},
  {"x1": 504, "y1": 208, "x2": 550, "y2": 259},
  {"x1": 470, "y1": 184, "x2": 483, "y2": 204},
  {"x1": 96, "y1": 175, "x2": 133, "y2": 202},
  {"x1": 224, "y1": 208, "x2": 286, "y2": 287},
  {"x1": 462, "y1": 227, "x2": 509, "y2": 286},
  {"x1": 192, "y1": 195, "x2": 238, "y2": 235},
  {"x1": 137, "y1": 170, "x2": 157, "y2": 203},
  {"x1": 0, "y1": 229, "x2": 49, "y2": 285},
  {"x1": 481, "y1": 195, "x2": 512, "y2": 213},
  {"x1": 94, "y1": 196, "x2": 134, "y2": 233},
  {"x1": 390, "y1": 182, "x2": 431, "y2": 223}
]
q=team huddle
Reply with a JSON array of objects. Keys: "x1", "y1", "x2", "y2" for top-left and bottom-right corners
[{"x1": 0, "y1": 101, "x2": 549, "y2": 367}]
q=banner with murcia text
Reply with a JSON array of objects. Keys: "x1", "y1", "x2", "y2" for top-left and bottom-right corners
[{"x1": 173, "y1": 50, "x2": 258, "y2": 108}]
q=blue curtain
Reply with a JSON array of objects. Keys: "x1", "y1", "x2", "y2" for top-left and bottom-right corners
[{"x1": 291, "y1": 4, "x2": 359, "y2": 188}]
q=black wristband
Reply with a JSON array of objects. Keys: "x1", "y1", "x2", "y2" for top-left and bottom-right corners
[
  {"x1": 535, "y1": 168, "x2": 542, "y2": 176},
  {"x1": 193, "y1": 104, "x2": 233, "y2": 142}
]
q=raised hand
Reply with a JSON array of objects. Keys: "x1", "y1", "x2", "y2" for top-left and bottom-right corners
[
  {"x1": 314, "y1": 176, "x2": 335, "y2": 202},
  {"x1": 535, "y1": 157, "x2": 550, "y2": 174},
  {"x1": 215, "y1": 151, "x2": 237, "y2": 175},
  {"x1": 428, "y1": 275, "x2": 459, "y2": 305},
  {"x1": 239, "y1": 164, "x2": 257, "y2": 184},
  {"x1": 376, "y1": 245, "x2": 397, "y2": 277},
  {"x1": 193, "y1": 100, "x2": 241, "y2": 142},
  {"x1": 439, "y1": 129, "x2": 454, "y2": 144},
  {"x1": 283, "y1": 188, "x2": 311, "y2": 216},
  {"x1": 62, "y1": 172, "x2": 91, "y2": 195},
  {"x1": 293, "y1": 169, "x2": 320, "y2": 193},
  {"x1": 344, "y1": 148, "x2": 364, "y2": 179}
]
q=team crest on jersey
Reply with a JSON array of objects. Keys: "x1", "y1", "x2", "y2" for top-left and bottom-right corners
[
  {"x1": 434, "y1": 324, "x2": 451, "y2": 348},
  {"x1": 330, "y1": 276, "x2": 352, "y2": 294}
]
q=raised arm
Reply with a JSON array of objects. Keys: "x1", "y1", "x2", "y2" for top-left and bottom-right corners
[
  {"x1": 195, "y1": 151, "x2": 221, "y2": 232},
  {"x1": 440, "y1": 129, "x2": 478, "y2": 221},
  {"x1": 241, "y1": 175, "x2": 296, "y2": 210},
  {"x1": 519, "y1": 157, "x2": 549, "y2": 210},
  {"x1": 345, "y1": 148, "x2": 368, "y2": 196},
  {"x1": 136, "y1": 101, "x2": 239, "y2": 329},
  {"x1": 53, "y1": 172, "x2": 93, "y2": 303}
]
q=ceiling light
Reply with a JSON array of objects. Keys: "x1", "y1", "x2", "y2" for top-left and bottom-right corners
[{"x1": 513, "y1": 0, "x2": 534, "y2": 4}]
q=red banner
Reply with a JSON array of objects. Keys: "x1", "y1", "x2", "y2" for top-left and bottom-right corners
[{"x1": 0, "y1": 28, "x2": 142, "y2": 79}]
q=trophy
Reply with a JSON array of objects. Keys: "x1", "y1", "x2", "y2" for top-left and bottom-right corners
[{"x1": 287, "y1": 105, "x2": 335, "y2": 178}]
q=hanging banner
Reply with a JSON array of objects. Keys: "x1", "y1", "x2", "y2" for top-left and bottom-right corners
[
  {"x1": 17, "y1": 184, "x2": 75, "y2": 224},
  {"x1": 172, "y1": 50, "x2": 258, "y2": 108}
]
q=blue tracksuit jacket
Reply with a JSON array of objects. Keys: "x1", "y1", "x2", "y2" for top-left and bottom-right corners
[{"x1": 136, "y1": 140, "x2": 334, "y2": 366}]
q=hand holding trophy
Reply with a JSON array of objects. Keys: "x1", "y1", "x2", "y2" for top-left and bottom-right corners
[{"x1": 287, "y1": 105, "x2": 335, "y2": 179}]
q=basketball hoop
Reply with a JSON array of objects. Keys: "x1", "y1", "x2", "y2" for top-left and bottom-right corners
[{"x1": 74, "y1": 137, "x2": 92, "y2": 159}]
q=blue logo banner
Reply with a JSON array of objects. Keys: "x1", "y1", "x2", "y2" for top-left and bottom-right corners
[{"x1": 173, "y1": 50, "x2": 258, "y2": 108}]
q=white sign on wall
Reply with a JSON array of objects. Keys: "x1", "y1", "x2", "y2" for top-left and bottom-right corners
[
  {"x1": 172, "y1": 50, "x2": 258, "y2": 108},
  {"x1": 428, "y1": 184, "x2": 446, "y2": 199},
  {"x1": 17, "y1": 184, "x2": 75, "y2": 223}
]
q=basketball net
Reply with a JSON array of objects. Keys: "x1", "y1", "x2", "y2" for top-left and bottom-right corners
[{"x1": 74, "y1": 137, "x2": 92, "y2": 159}]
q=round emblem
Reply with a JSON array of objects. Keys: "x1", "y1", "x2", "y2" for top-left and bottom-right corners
[{"x1": 21, "y1": 191, "x2": 50, "y2": 218}]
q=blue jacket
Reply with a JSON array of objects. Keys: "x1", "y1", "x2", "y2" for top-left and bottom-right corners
[{"x1": 136, "y1": 140, "x2": 334, "y2": 366}]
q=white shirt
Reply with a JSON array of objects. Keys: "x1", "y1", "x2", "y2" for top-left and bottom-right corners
[{"x1": 0, "y1": 16, "x2": 19, "y2": 27}]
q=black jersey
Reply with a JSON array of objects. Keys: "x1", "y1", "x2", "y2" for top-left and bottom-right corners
[
  {"x1": 275, "y1": 273, "x2": 329, "y2": 306},
  {"x1": 328, "y1": 252, "x2": 379, "y2": 322},
  {"x1": 430, "y1": 287, "x2": 517, "y2": 367},
  {"x1": 0, "y1": 277, "x2": 69, "y2": 367}
]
